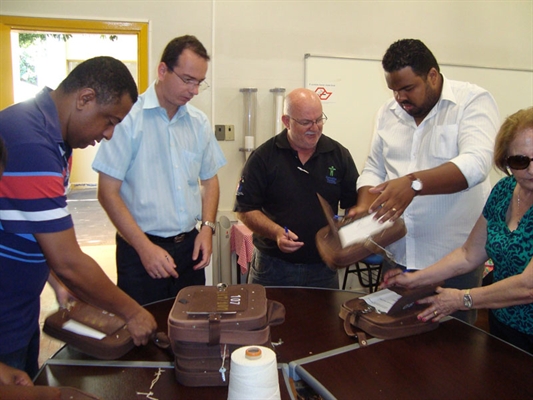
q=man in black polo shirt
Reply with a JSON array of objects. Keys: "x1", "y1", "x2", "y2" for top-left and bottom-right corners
[{"x1": 234, "y1": 88, "x2": 358, "y2": 288}]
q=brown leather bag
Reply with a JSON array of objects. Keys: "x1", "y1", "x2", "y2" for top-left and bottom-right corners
[
  {"x1": 167, "y1": 283, "x2": 285, "y2": 387},
  {"x1": 315, "y1": 193, "x2": 407, "y2": 270},
  {"x1": 43, "y1": 301, "x2": 133, "y2": 360},
  {"x1": 339, "y1": 284, "x2": 442, "y2": 346}
]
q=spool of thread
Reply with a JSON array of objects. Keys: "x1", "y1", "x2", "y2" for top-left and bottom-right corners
[{"x1": 227, "y1": 345, "x2": 280, "y2": 400}]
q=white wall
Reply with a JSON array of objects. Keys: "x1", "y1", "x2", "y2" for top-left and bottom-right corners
[{"x1": 2, "y1": 0, "x2": 532, "y2": 219}]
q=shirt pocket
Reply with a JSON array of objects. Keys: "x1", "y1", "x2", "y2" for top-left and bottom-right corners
[
  {"x1": 429, "y1": 124, "x2": 459, "y2": 161},
  {"x1": 181, "y1": 150, "x2": 202, "y2": 186}
]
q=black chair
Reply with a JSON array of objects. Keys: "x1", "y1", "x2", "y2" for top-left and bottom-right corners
[{"x1": 341, "y1": 253, "x2": 384, "y2": 293}]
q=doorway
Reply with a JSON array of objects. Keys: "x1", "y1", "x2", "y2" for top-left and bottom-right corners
[{"x1": 0, "y1": 16, "x2": 149, "y2": 186}]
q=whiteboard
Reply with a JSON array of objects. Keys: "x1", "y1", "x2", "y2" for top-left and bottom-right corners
[{"x1": 304, "y1": 54, "x2": 533, "y2": 184}]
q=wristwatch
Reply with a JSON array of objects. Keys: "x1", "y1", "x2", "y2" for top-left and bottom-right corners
[
  {"x1": 463, "y1": 289, "x2": 473, "y2": 309},
  {"x1": 407, "y1": 173, "x2": 423, "y2": 195},
  {"x1": 201, "y1": 221, "x2": 216, "y2": 234}
]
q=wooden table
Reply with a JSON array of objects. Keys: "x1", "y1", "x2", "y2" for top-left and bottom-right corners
[
  {"x1": 34, "y1": 288, "x2": 533, "y2": 399},
  {"x1": 294, "y1": 318, "x2": 533, "y2": 400}
]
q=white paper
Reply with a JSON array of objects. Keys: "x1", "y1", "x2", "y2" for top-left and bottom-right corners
[
  {"x1": 62, "y1": 319, "x2": 106, "y2": 340},
  {"x1": 338, "y1": 213, "x2": 394, "y2": 248},
  {"x1": 361, "y1": 288, "x2": 402, "y2": 314}
]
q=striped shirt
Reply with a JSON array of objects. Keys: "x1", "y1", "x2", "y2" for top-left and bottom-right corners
[{"x1": 0, "y1": 87, "x2": 73, "y2": 354}]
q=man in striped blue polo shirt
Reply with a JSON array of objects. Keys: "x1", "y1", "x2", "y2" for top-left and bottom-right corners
[{"x1": 0, "y1": 57, "x2": 157, "y2": 378}]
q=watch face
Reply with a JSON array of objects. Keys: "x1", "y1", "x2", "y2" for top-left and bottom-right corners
[
  {"x1": 464, "y1": 294, "x2": 473, "y2": 308},
  {"x1": 411, "y1": 179, "x2": 423, "y2": 191}
]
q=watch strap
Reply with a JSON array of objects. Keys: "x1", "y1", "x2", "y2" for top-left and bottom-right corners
[{"x1": 202, "y1": 221, "x2": 216, "y2": 234}]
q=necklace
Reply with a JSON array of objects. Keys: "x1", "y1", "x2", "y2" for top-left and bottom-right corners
[{"x1": 517, "y1": 186, "x2": 521, "y2": 215}]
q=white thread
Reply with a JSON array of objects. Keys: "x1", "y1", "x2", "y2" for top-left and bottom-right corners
[
  {"x1": 227, "y1": 345, "x2": 280, "y2": 400},
  {"x1": 136, "y1": 368, "x2": 165, "y2": 399}
]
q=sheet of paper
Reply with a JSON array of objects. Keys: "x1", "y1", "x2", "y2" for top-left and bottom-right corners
[
  {"x1": 62, "y1": 319, "x2": 106, "y2": 340},
  {"x1": 361, "y1": 289, "x2": 402, "y2": 314},
  {"x1": 338, "y1": 213, "x2": 394, "y2": 248}
]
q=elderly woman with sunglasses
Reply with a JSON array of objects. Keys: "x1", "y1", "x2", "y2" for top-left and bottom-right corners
[{"x1": 382, "y1": 107, "x2": 533, "y2": 354}]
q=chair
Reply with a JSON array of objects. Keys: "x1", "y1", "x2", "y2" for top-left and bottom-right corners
[{"x1": 341, "y1": 253, "x2": 384, "y2": 293}]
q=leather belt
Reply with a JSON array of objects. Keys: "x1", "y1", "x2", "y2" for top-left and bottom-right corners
[{"x1": 145, "y1": 230, "x2": 194, "y2": 244}]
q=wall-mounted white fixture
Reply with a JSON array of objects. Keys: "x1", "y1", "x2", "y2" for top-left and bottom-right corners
[
  {"x1": 270, "y1": 87, "x2": 285, "y2": 136},
  {"x1": 239, "y1": 88, "x2": 257, "y2": 160}
]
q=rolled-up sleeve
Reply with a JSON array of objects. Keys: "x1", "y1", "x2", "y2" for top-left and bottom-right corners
[{"x1": 448, "y1": 90, "x2": 500, "y2": 187}]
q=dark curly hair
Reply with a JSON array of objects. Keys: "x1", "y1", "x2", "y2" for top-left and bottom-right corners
[
  {"x1": 382, "y1": 39, "x2": 440, "y2": 78},
  {"x1": 57, "y1": 56, "x2": 138, "y2": 105}
]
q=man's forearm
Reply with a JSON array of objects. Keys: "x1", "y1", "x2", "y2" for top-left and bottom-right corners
[{"x1": 236, "y1": 210, "x2": 284, "y2": 241}]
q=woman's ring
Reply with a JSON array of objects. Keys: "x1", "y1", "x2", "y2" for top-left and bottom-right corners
[
  {"x1": 433, "y1": 310, "x2": 438, "y2": 316},
  {"x1": 392, "y1": 208, "x2": 397, "y2": 212}
]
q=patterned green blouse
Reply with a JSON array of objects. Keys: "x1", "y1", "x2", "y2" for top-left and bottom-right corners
[{"x1": 483, "y1": 175, "x2": 533, "y2": 335}]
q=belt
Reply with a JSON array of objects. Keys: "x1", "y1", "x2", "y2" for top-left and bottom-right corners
[{"x1": 145, "y1": 230, "x2": 195, "y2": 244}]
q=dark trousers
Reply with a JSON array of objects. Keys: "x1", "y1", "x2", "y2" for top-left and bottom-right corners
[
  {"x1": 116, "y1": 231, "x2": 205, "y2": 305},
  {"x1": 489, "y1": 310, "x2": 533, "y2": 355}
]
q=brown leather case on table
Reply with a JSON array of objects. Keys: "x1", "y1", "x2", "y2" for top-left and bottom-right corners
[
  {"x1": 43, "y1": 301, "x2": 134, "y2": 360},
  {"x1": 168, "y1": 283, "x2": 285, "y2": 387},
  {"x1": 339, "y1": 283, "x2": 443, "y2": 346},
  {"x1": 315, "y1": 193, "x2": 407, "y2": 270}
]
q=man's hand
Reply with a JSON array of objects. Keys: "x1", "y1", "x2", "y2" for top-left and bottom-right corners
[
  {"x1": 124, "y1": 307, "x2": 157, "y2": 346},
  {"x1": 276, "y1": 228, "x2": 304, "y2": 253},
  {"x1": 345, "y1": 204, "x2": 371, "y2": 220},
  {"x1": 0, "y1": 363, "x2": 33, "y2": 386},
  {"x1": 193, "y1": 227, "x2": 213, "y2": 270},
  {"x1": 368, "y1": 176, "x2": 416, "y2": 223},
  {"x1": 138, "y1": 241, "x2": 178, "y2": 279}
]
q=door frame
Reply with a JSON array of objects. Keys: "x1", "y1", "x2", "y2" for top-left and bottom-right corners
[{"x1": 0, "y1": 15, "x2": 149, "y2": 110}]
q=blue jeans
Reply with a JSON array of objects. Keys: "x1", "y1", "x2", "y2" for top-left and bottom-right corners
[
  {"x1": 248, "y1": 249, "x2": 338, "y2": 289},
  {"x1": 0, "y1": 326, "x2": 40, "y2": 379}
]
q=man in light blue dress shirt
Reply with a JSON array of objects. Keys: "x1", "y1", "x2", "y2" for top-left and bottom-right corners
[{"x1": 93, "y1": 36, "x2": 226, "y2": 305}]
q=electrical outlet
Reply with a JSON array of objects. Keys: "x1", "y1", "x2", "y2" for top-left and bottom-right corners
[{"x1": 215, "y1": 125, "x2": 235, "y2": 141}]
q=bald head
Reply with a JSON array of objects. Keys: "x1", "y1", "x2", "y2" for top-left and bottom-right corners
[
  {"x1": 285, "y1": 88, "x2": 322, "y2": 116},
  {"x1": 282, "y1": 88, "x2": 325, "y2": 156}
]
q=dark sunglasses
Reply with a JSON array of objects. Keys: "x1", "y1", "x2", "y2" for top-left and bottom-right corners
[{"x1": 506, "y1": 155, "x2": 533, "y2": 170}]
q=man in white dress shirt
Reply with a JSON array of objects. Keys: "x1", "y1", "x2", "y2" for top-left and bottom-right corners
[{"x1": 352, "y1": 39, "x2": 500, "y2": 323}]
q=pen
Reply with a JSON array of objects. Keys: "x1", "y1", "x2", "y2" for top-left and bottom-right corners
[
  {"x1": 297, "y1": 166, "x2": 309, "y2": 174},
  {"x1": 284, "y1": 226, "x2": 290, "y2": 239}
]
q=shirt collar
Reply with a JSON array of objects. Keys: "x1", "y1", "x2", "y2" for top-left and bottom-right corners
[
  {"x1": 142, "y1": 81, "x2": 189, "y2": 118},
  {"x1": 35, "y1": 87, "x2": 72, "y2": 159},
  {"x1": 275, "y1": 129, "x2": 335, "y2": 156}
]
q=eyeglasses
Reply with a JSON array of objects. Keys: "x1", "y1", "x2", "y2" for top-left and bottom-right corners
[
  {"x1": 169, "y1": 68, "x2": 209, "y2": 92},
  {"x1": 506, "y1": 155, "x2": 533, "y2": 170},
  {"x1": 287, "y1": 113, "x2": 328, "y2": 129}
]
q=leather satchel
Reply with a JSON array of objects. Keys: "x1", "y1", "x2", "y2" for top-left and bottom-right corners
[
  {"x1": 43, "y1": 301, "x2": 134, "y2": 360},
  {"x1": 167, "y1": 283, "x2": 285, "y2": 387},
  {"x1": 339, "y1": 284, "x2": 442, "y2": 346},
  {"x1": 315, "y1": 193, "x2": 407, "y2": 270}
]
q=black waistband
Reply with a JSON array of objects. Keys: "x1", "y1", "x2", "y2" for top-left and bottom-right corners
[{"x1": 145, "y1": 229, "x2": 196, "y2": 244}]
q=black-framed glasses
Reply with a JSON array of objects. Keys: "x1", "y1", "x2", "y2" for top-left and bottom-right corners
[
  {"x1": 169, "y1": 68, "x2": 209, "y2": 92},
  {"x1": 506, "y1": 155, "x2": 533, "y2": 170},
  {"x1": 287, "y1": 113, "x2": 328, "y2": 129}
]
